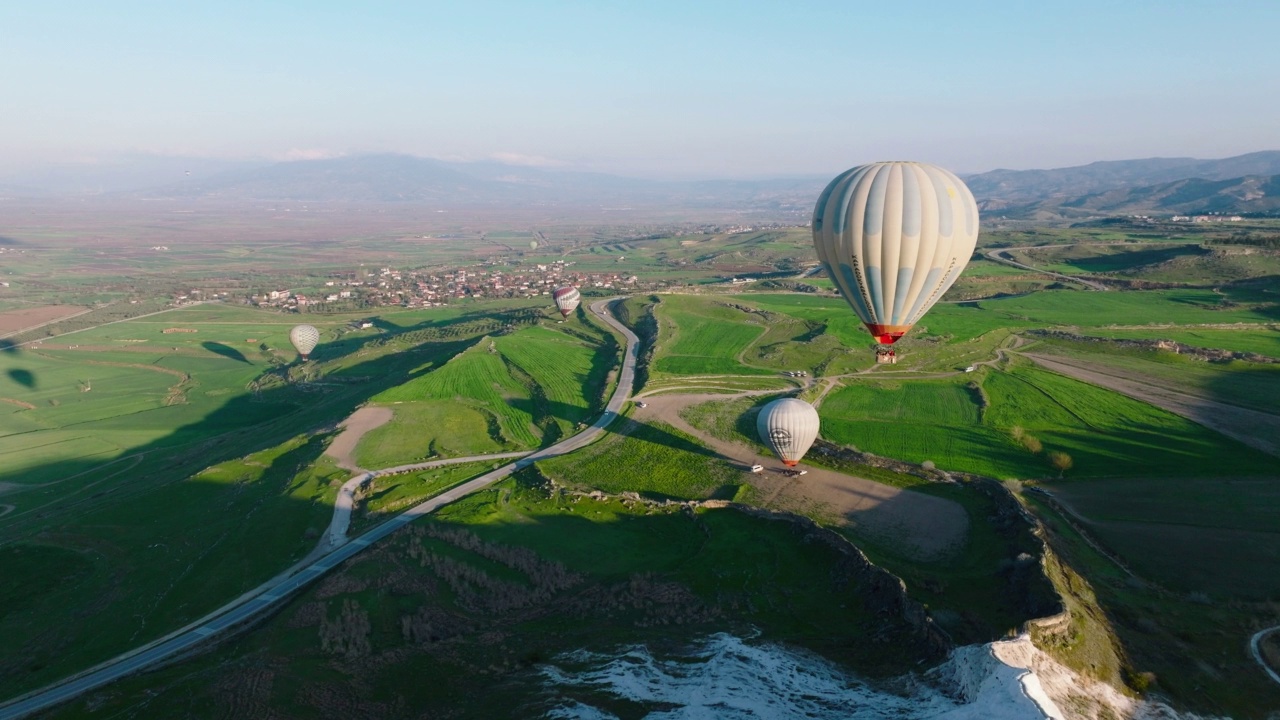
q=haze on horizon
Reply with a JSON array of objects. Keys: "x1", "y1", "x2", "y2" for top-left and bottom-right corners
[{"x1": 2, "y1": 0, "x2": 1279, "y2": 181}]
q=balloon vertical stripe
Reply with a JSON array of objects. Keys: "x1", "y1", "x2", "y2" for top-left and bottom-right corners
[{"x1": 813, "y1": 161, "x2": 979, "y2": 345}]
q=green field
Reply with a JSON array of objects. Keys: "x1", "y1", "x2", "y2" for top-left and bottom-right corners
[
  {"x1": 817, "y1": 365, "x2": 1277, "y2": 480},
  {"x1": 1081, "y1": 326, "x2": 1280, "y2": 358},
  {"x1": 539, "y1": 412, "x2": 743, "y2": 501},
  {"x1": 0, "y1": 434, "x2": 343, "y2": 697},
  {"x1": 1013, "y1": 242, "x2": 1280, "y2": 285},
  {"x1": 354, "y1": 460, "x2": 496, "y2": 530},
  {"x1": 1027, "y1": 339, "x2": 1280, "y2": 414},
  {"x1": 6, "y1": 215, "x2": 1280, "y2": 720},
  {"x1": 0, "y1": 303, "x2": 605, "y2": 696},
  {"x1": 651, "y1": 296, "x2": 774, "y2": 375},
  {"x1": 367, "y1": 322, "x2": 618, "y2": 462}
]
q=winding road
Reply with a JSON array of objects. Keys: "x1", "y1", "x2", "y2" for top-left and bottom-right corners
[
  {"x1": 984, "y1": 247, "x2": 1109, "y2": 291},
  {"x1": 0, "y1": 298, "x2": 639, "y2": 720}
]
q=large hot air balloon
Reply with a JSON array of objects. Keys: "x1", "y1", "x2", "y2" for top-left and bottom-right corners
[
  {"x1": 812, "y1": 161, "x2": 979, "y2": 347},
  {"x1": 756, "y1": 398, "x2": 820, "y2": 467},
  {"x1": 552, "y1": 286, "x2": 580, "y2": 318},
  {"x1": 289, "y1": 324, "x2": 320, "y2": 361}
]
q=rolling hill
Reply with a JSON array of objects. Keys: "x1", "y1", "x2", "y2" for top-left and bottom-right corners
[{"x1": 964, "y1": 150, "x2": 1280, "y2": 204}]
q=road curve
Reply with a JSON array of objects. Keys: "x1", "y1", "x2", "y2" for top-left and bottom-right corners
[
  {"x1": 984, "y1": 248, "x2": 1109, "y2": 291},
  {"x1": 1251, "y1": 626, "x2": 1280, "y2": 686},
  {"x1": 0, "y1": 298, "x2": 639, "y2": 720},
  {"x1": 324, "y1": 452, "x2": 533, "y2": 550}
]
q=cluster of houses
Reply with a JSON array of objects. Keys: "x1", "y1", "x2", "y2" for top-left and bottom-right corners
[
  {"x1": 1170, "y1": 214, "x2": 1244, "y2": 223},
  {"x1": 248, "y1": 260, "x2": 645, "y2": 311}
]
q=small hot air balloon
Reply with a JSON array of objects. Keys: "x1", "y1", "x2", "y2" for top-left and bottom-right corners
[
  {"x1": 289, "y1": 324, "x2": 320, "y2": 361},
  {"x1": 756, "y1": 398, "x2": 819, "y2": 467},
  {"x1": 552, "y1": 286, "x2": 580, "y2": 318},
  {"x1": 812, "y1": 161, "x2": 979, "y2": 348},
  {"x1": 529, "y1": 240, "x2": 539, "y2": 251}
]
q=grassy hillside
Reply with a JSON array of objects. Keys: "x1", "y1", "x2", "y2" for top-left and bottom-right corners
[
  {"x1": 361, "y1": 321, "x2": 618, "y2": 467},
  {"x1": 39, "y1": 476, "x2": 938, "y2": 719}
]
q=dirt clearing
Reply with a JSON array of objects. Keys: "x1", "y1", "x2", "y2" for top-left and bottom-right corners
[
  {"x1": 0, "y1": 305, "x2": 90, "y2": 335},
  {"x1": 325, "y1": 406, "x2": 394, "y2": 472},
  {"x1": 636, "y1": 393, "x2": 969, "y2": 561}
]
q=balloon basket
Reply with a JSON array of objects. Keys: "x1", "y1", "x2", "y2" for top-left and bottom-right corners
[{"x1": 874, "y1": 347, "x2": 897, "y2": 364}]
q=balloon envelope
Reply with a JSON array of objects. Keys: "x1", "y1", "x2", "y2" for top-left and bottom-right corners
[
  {"x1": 289, "y1": 324, "x2": 320, "y2": 360},
  {"x1": 552, "y1": 286, "x2": 580, "y2": 318},
  {"x1": 812, "y1": 161, "x2": 979, "y2": 345},
  {"x1": 756, "y1": 398, "x2": 820, "y2": 467}
]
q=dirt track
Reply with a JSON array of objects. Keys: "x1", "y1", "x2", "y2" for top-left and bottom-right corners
[
  {"x1": 324, "y1": 406, "x2": 394, "y2": 472},
  {"x1": 635, "y1": 393, "x2": 969, "y2": 561},
  {"x1": 1021, "y1": 353, "x2": 1280, "y2": 458}
]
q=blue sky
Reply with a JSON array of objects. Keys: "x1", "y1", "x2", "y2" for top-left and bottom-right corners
[{"x1": 2, "y1": 0, "x2": 1278, "y2": 177}]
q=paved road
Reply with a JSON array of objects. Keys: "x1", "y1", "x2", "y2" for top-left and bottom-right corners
[
  {"x1": 324, "y1": 452, "x2": 533, "y2": 549},
  {"x1": 0, "y1": 298, "x2": 639, "y2": 720},
  {"x1": 983, "y1": 248, "x2": 1109, "y2": 291},
  {"x1": 1250, "y1": 626, "x2": 1280, "y2": 686}
]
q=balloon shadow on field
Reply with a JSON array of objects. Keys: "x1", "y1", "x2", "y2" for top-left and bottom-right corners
[
  {"x1": 201, "y1": 342, "x2": 253, "y2": 364},
  {"x1": 6, "y1": 369, "x2": 35, "y2": 389}
]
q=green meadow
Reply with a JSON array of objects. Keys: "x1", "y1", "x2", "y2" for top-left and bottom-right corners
[
  {"x1": 0, "y1": 302, "x2": 617, "y2": 696},
  {"x1": 366, "y1": 321, "x2": 619, "y2": 464},
  {"x1": 817, "y1": 365, "x2": 1276, "y2": 480}
]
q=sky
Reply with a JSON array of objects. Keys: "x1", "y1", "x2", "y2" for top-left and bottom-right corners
[{"x1": 2, "y1": 0, "x2": 1279, "y2": 179}]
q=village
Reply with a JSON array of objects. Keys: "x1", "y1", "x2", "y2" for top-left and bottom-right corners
[{"x1": 246, "y1": 258, "x2": 649, "y2": 312}]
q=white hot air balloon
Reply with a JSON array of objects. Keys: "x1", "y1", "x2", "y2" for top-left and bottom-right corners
[
  {"x1": 552, "y1": 286, "x2": 581, "y2": 318},
  {"x1": 756, "y1": 398, "x2": 820, "y2": 467},
  {"x1": 289, "y1": 324, "x2": 320, "y2": 361},
  {"x1": 812, "y1": 161, "x2": 979, "y2": 347}
]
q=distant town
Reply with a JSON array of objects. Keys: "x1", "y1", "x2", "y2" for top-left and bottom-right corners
[{"x1": 241, "y1": 259, "x2": 652, "y2": 312}]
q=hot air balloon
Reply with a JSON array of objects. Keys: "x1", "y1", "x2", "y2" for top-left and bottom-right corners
[
  {"x1": 289, "y1": 324, "x2": 320, "y2": 361},
  {"x1": 812, "y1": 162, "x2": 979, "y2": 352},
  {"x1": 756, "y1": 398, "x2": 819, "y2": 467},
  {"x1": 552, "y1": 286, "x2": 580, "y2": 318}
]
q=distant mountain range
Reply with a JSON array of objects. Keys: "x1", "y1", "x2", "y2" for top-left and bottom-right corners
[
  {"x1": 1009, "y1": 173, "x2": 1280, "y2": 218},
  {"x1": 3, "y1": 151, "x2": 1279, "y2": 219},
  {"x1": 122, "y1": 154, "x2": 822, "y2": 212},
  {"x1": 963, "y1": 151, "x2": 1280, "y2": 202}
]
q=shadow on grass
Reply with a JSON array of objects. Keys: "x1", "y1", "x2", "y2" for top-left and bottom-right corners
[
  {"x1": 0, "y1": 304, "x2": 653, "y2": 700},
  {"x1": 0, "y1": 313, "x2": 532, "y2": 698},
  {"x1": 5, "y1": 368, "x2": 35, "y2": 389},
  {"x1": 201, "y1": 341, "x2": 253, "y2": 364}
]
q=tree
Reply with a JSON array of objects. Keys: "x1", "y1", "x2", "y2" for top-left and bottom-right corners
[{"x1": 1048, "y1": 451, "x2": 1073, "y2": 477}]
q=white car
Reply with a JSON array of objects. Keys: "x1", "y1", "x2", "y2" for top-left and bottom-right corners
[{"x1": 750, "y1": 464, "x2": 764, "y2": 473}]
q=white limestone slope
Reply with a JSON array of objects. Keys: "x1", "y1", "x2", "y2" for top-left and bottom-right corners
[{"x1": 541, "y1": 633, "x2": 1221, "y2": 720}]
